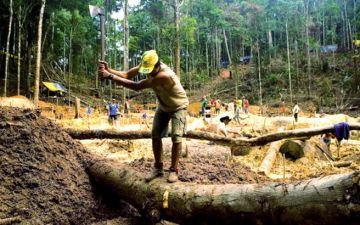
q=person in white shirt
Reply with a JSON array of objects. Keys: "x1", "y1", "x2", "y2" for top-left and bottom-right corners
[
  {"x1": 292, "y1": 101, "x2": 300, "y2": 122},
  {"x1": 203, "y1": 116, "x2": 232, "y2": 137}
]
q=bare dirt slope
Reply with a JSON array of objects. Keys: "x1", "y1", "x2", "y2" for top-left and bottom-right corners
[{"x1": 0, "y1": 107, "x2": 137, "y2": 224}]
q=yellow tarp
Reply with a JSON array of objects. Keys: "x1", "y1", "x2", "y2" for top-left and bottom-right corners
[
  {"x1": 42, "y1": 82, "x2": 66, "y2": 92},
  {"x1": 354, "y1": 40, "x2": 360, "y2": 47}
]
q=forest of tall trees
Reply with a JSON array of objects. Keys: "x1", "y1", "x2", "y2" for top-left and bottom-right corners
[{"x1": 0, "y1": 0, "x2": 359, "y2": 107}]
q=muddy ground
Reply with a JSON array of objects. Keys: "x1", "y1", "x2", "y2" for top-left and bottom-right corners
[{"x1": 1, "y1": 97, "x2": 360, "y2": 224}]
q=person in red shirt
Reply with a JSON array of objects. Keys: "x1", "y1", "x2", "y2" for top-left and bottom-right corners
[
  {"x1": 244, "y1": 98, "x2": 250, "y2": 114},
  {"x1": 279, "y1": 98, "x2": 286, "y2": 116}
]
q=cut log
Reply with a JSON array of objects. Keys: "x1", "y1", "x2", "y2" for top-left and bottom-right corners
[
  {"x1": 88, "y1": 161, "x2": 360, "y2": 225},
  {"x1": 279, "y1": 140, "x2": 305, "y2": 160},
  {"x1": 65, "y1": 122, "x2": 360, "y2": 147},
  {"x1": 230, "y1": 145, "x2": 252, "y2": 156},
  {"x1": 304, "y1": 139, "x2": 334, "y2": 161},
  {"x1": 65, "y1": 129, "x2": 232, "y2": 146},
  {"x1": 258, "y1": 140, "x2": 284, "y2": 175}
]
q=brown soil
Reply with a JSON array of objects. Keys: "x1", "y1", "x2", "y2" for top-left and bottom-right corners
[
  {"x1": 2, "y1": 97, "x2": 359, "y2": 224},
  {"x1": 0, "y1": 107, "x2": 138, "y2": 224},
  {"x1": 122, "y1": 139, "x2": 269, "y2": 184}
]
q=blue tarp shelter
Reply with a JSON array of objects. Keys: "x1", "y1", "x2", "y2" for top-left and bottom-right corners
[{"x1": 320, "y1": 45, "x2": 338, "y2": 53}]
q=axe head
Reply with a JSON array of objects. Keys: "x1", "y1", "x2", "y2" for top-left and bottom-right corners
[{"x1": 89, "y1": 5, "x2": 104, "y2": 18}]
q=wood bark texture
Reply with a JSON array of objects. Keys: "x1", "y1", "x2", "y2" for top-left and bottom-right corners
[
  {"x1": 88, "y1": 161, "x2": 360, "y2": 225},
  {"x1": 258, "y1": 140, "x2": 284, "y2": 175},
  {"x1": 66, "y1": 122, "x2": 360, "y2": 147},
  {"x1": 3, "y1": 0, "x2": 13, "y2": 97},
  {"x1": 33, "y1": 0, "x2": 45, "y2": 107}
]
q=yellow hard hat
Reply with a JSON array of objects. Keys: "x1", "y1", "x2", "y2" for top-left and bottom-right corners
[{"x1": 139, "y1": 50, "x2": 159, "y2": 74}]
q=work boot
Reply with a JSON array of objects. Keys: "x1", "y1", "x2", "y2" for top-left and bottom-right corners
[
  {"x1": 145, "y1": 163, "x2": 164, "y2": 182},
  {"x1": 167, "y1": 168, "x2": 179, "y2": 183}
]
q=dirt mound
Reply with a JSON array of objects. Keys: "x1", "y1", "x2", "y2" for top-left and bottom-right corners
[{"x1": 0, "y1": 107, "x2": 135, "y2": 224}]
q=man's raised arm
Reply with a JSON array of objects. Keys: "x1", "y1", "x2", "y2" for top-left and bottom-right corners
[
  {"x1": 108, "y1": 66, "x2": 140, "y2": 79},
  {"x1": 98, "y1": 60, "x2": 140, "y2": 79}
]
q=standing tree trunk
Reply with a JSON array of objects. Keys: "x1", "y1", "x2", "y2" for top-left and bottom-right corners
[
  {"x1": 68, "y1": 27, "x2": 73, "y2": 107},
  {"x1": 74, "y1": 97, "x2": 80, "y2": 119},
  {"x1": 295, "y1": 39, "x2": 299, "y2": 91},
  {"x1": 51, "y1": 12, "x2": 54, "y2": 52},
  {"x1": 256, "y1": 39, "x2": 262, "y2": 106},
  {"x1": 285, "y1": 21, "x2": 292, "y2": 104},
  {"x1": 17, "y1": 5, "x2": 22, "y2": 96},
  {"x1": 63, "y1": 28, "x2": 66, "y2": 80},
  {"x1": 304, "y1": 0, "x2": 311, "y2": 97},
  {"x1": 123, "y1": 0, "x2": 129, "y2": 105},
  {"x1": 344, "y1": 0, "x2": 350, "y2": 50},
  {"x1": 3, "y1": 0, "x2": 13, "y2": 97},
  {"x1": 217, "y1": 29, "x2": 221, "y2": 69},
  {"x1": 215, "y1": 28, "x2": 219, "y2": 70},
  {"x1": 353, "y1": 0, "x2": 357, "y2": 40},
  {"x1": 322, "y1": 5, "x2": 326, "y2": 45},
  {"x1": 268, "y1": 30, "x2": 273, "y2": 65},
  {"x1": 206, "y1": 38, "x2": 209, "y2": 77},
  {"x1": 175, "y1": 0, "x2": 180, "y2": 78},
  {"x1": 33, "y1": 0, "x2": 45, "y2": 108},
  {"x1": 223, "y1": 28, "x2": 232, "y2": 65},
  {"x1": 112, "y1": 20, "x2": 117, "y2": 96}
]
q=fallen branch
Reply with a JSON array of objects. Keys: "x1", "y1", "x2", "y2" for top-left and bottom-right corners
[
  {"x1": 334, "y1": 161, "x2": 352, "y2": 168},
  {"x1": 65, "y1": 122, "x2": 360, "y2": 147},
  {"x1": 88, "y1": 161, "x2": 360, "y2": 225}
]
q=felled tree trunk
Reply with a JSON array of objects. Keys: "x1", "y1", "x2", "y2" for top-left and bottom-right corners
[
  {"x1": 258, "y1": 140, "x2": 284, "y2": 175},
  {"x1": 66, "y1": 129, "x2": 231, "y2": 145},
  {"x1": 65, "y1": 122, "x2": 360, "y2": 147},
  {"x1": 230, "y1": 145, "x2": 252, "y2": 156},
  {"x1": 304, "y1": 139, "x2": 334, "y2": 161},
  {"x1": 280, "y1": 140, "x2": 305, "y2": 160},
  {"x1": 88, "y1": 161, "x2": 360, "y2": 225}
]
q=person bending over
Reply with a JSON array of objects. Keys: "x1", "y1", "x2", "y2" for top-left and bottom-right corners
[{"x1": 98, "y1": 50, "x2": 188, "y2": 183}]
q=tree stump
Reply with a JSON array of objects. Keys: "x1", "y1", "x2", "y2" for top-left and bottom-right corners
[{"x1": 74, "y1": 97, "x2": 81, "y2": 119}]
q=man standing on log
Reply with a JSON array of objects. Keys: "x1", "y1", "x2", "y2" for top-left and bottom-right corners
[{"x1": 98, "y1": 50, "x2": 189, "y2": 183}]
